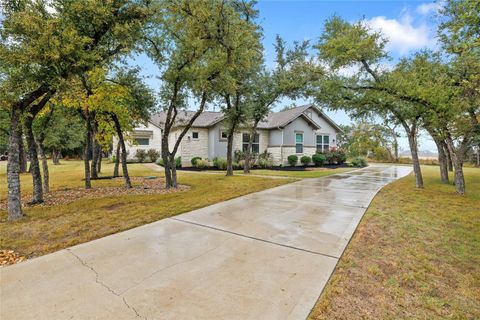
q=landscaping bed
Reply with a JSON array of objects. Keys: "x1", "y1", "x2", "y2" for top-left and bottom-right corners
[
  {"x1": 0, "y1": 176, "x2": 189, "y2": 211},
  {"x1": 177, "y1": 163, "x2": 351, "y2": 172}
]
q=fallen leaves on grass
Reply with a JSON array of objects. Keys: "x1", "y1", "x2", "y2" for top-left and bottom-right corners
[
  {"x1": 0, "y1": 250, "x2": 26, "y2": 266},
  {"x1": 0, "y1": 177, "x2": 189, "y2": 210}
]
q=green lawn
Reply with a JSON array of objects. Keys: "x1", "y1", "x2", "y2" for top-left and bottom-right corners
[
  {"x1": 310, "y1": 166, "x2": 480, "y2": 319},
  {"x1": 209, "y1": 167, "x2": 354, "y2": 178},
  {"x1": 0, "y1": 160, "x2": 294, "y2": 258}
]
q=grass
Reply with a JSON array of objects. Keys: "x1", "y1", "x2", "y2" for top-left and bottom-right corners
[
  {"x1": 208, "y1": 167, "x2": 354, "y2": 178},
  {"x1": 0, "y1": 160, "x2": 293, "y2": 258},
  {"x1": 310, "y1": 166, "x2": 480, "y2": 319}
]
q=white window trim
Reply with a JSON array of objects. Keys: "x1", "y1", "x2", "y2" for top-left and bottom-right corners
[
  {"x1": 242, "y1": 133, "x2": 260, "y2": 153},
  {"x1": 316, "y1": 134, "x2": 330, "y2": 152}
]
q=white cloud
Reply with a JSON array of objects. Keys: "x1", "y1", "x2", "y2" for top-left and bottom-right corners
[
  {"x1": 365, "y1": 14, "x2": 435, "y2": 55},
  {"x1": 416, "y1": 2, "x2": 443, "y2": 15}
]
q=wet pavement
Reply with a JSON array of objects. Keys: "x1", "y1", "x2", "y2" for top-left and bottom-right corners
[{"x1": 0, "y1": 165, "x2": 411, "y2": 320}]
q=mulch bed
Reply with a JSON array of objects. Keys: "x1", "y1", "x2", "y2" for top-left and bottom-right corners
[
  {"x1": 0, "y1": 250, "x2": 26, "y2": 267},
  {"x1": 178, "y1": 163, "x2": 350, "y2": 172},
  {"x1": 0, "y1": 177, "x2": 190, "y2": 210}
]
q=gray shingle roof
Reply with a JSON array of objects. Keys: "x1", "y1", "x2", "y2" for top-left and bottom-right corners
[{"x1": 149, "y1": 104, "x2": 342, "y2": 132}]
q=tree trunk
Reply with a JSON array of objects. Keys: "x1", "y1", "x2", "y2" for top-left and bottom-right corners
[
  {"x1": 434, "y1": 138, "x2": 449, "y2": 184},
  {"x1": 52, "y1": 148, "x2": 61, "y2": 165},
  {"x1": 446, "y1": 147, "x2": 453, "y2": 172},
  {"x1": 90, "y1": 133, "x2": 98, "y2": 179},
  {"x1": 226, "y1": 130, "x2": 234, "y2": 176},
  {"x1": 112, "y1": 114, "x2": 132, "y2": 188},
  {"x1": 18, "y1": 126, "x2": 28, "y2": 173},
  {"x1": 113, "y1": 143, "x2": 120, "y2": 177},
  {"x1": 406, "y1": 129, "x2": 424, "y2": 188},
  {"x1": 7, "y1": 108, "x2": 24, "y2": 221},
  {"x1": 38, "y1": 141, "x2": 49, "y2": 193},
  {"x1": 97, "y1": 146, "x2": 102, "y2": 173},
  {"x1": 445, "y1": 137, "x2": 466, "y2": 195},
  {"x1": 243, "y1": 124, "x2": 258, "y2": 174},
  {"x1": 84, "y1": 113, "x2": 92, "y2": 189},
  {"x1": 24, "y1": 116, "x2": 43, "y2": 204},
  {"x1": 170, "y1": 154, "x2": 178, "y2": 188}
]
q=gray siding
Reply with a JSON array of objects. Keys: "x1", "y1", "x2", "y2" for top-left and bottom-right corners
[
  {"x1": 282, "y1": 117, "x2": 316, "y2": 146},
  {"x1": 268, "y1": 129, "x2": 283, "y2": 146}
]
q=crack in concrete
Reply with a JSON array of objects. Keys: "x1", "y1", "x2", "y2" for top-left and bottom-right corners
[
  {"x1": 66, "y1": 249, "x2": 147, "y2": 320},
  {"x1": 119, "y1": 235, "x2": 234, "y2": 295}
]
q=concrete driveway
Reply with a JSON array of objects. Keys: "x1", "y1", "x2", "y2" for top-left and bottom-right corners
[{"x1": 0, "y1": 165, "x2": 411, "y2": 320}]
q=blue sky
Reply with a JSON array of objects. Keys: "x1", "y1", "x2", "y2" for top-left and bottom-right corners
[{"x1": 133, "y1": 0, "x2": 442, "y2": 152}]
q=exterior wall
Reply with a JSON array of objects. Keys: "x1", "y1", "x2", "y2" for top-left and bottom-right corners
[
  {"x1": 179, "y1": 128, "x2": 209, "y2": 166},
  {"x1": 309, "y1": 108, "x2": 338, "y2": 150},
  {"x1": 115, "y1": 122, "x2": 162, "y2": 160},
  {"x1": 268, "y1": 128, "x2": 283, "y2": 146},
  {"x1": 282, "y1": 117, "x2": 316, "y2": 146},
  {"x1": 209, "y1": 122, "x2": 269, "y2": 161}
]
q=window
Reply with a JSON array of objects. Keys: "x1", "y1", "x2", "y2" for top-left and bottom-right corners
[
  {"x1": 242, "y1": 133, "x2": 260, "y2": 153},
  {"x1": 219, "y1": 130, "x2": 228, "y2": 141},
  {"x1": 135, "y1": 138, "x2": 149, "y2": 146},
  {"x1": 316, "y1": 135, "x2": 330, "y2": 152},
  {"x1": 192, "y1": 132, "x2": 199, "y2": 139},
  {"x1": 295, "y1": 132, "x2": 303, "y2": 153}
]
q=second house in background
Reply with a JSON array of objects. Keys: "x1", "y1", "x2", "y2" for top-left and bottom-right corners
[{"x1": 118, "y1": 104, "x2": 342, "y2": 166}]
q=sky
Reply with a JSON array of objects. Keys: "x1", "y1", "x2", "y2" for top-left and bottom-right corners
[{"x1": 132, "y1": 0, "x2": 443, "y2": 153}]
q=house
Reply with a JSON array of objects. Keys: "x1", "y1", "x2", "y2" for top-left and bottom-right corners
[{"x1": 119, "y1": 104, "x2": 342, "y2": 166}]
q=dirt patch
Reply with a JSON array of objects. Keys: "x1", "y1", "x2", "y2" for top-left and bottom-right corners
[{"x1": 0, "y1": 177, "x2": 190, "y2": 210}]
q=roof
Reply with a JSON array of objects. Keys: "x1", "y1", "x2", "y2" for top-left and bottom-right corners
[{"x1": 149, "y1": 104, "x2": 342, "y2": 132}]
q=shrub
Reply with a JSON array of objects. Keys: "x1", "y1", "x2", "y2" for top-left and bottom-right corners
[
  {"x1": 334, "y1": 149, "x2": 347, "y2": 164},
  {"x1": 258, "y1": 150, "x2": 272, "y2": 161},
  {"x1": 147, "y1": 149, "x2": 160, "y2": 163},
  {"x1": 156, "y1": 158, "x2": 163, "y2": 166},
  {"x1": 300, "y1": 156, "x2": 311, "y2": 166},
  {"x1": 312, "y1": 153, "x2": 326, "y2": 166},
  {"x1": 234, "y1": 150, "x2": 246, "y2": 162},
  {"x1": 135, "y1": 149, "x2": 147, "y2": 163},
  {"x1": 287, "y1": 155, "x2": 298, "y2": 166},
  {"x1": 174, "y1": 156, "x2": 181, "y2": 168},
  {"x1": 257, "y1": 158, "x2": 273, "y2": 169},
  {"x1": 322, "y1": 150, "x2": 347, "y2": 164},
  {"x1": 191, "y1": 156, "x2": 202, "y2": 166},
  {"x1": 195, "y1": 159, "x2": 209, "y2": 169},
  {"x1": 213, "y1": 157, "x2": 227, "y2": 170},
  {"x1": 350, "y1": 156, "x2": 367, "y2": 167}
]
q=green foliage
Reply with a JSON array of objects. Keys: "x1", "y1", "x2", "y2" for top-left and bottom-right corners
[
  {"x1": 287, "y1": 155, "x2": 298, "y2": 166},
  {"x1": 135, "y1": 149, "x2": 147, "y2": 163},
  {"x1": 312, "y1": 153, "x2": 326, "y2": 166},
  {"x1": 300, "y1": 155, "x2": 311, "y2": 166},
  {"x1": 257, "y1": 158, "x2": 273, "y2": 169},
  {"x1": 156, "y1": 158, "x2": 163, "y2": 166},
  {"x1": 174, "y1": 156, "x2": 181, "y2": 168},
  {"x1": 212, "y1": 157, "x2": 227, "y2": 170},
  {"x1": 0, "y1": 108, "x2": 10, "y2": 154},
  {"x1": 322, "y1": 150, "x2": 347, "y2": 164},
  {"x1": 316, "y1": 16, "x2": 386, "y2": 70},
  {"x1": 147, "y1": 149, "x2": 160, "y2": 163},
  {"x1": 194, "y1": 159, "x2": 209, "y2": 169},
  {"x1": 350, "y1": 156, "x2": 368, "y2": 167},
  {"x1": 39, "y1": 106, "x2": 84, "y2": 155},
  {"x1": 191, "y1": 157, "x2": 202, "y2": 166}
]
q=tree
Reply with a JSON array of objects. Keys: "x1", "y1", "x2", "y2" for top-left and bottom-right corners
[
  {"x1": 1, "y1": 0, "x2": 151, "y2": 220},
  {"x1": 242, "y1": 36, "x2": 321, "y2": 173},
  {"x1": 145, "y1": 0, "x2": 262, "y2": 186},
  {"x1": 315, "y1": 16, "x2": 426, "y2": 188}
]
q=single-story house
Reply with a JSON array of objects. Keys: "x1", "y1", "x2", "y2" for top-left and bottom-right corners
[{"x1": 118, "y1": 104, "x2": 342, "y2": 166}]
